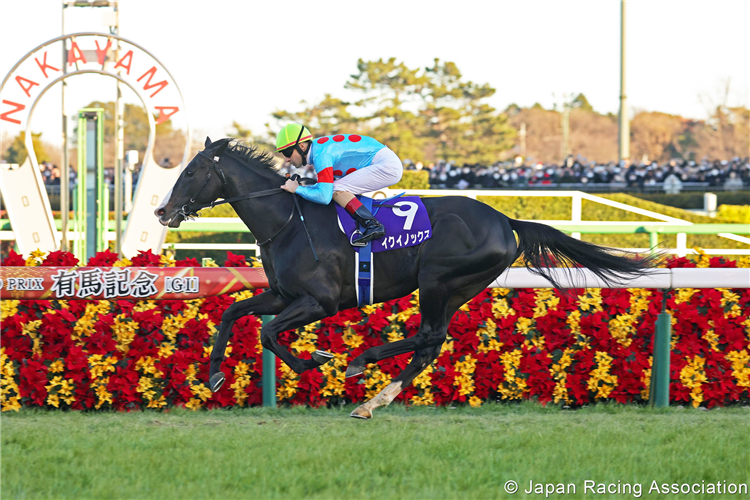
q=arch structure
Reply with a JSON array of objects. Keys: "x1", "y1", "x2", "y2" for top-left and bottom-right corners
[{"x1": 0, "y1": 32, "x2": 191, "y2": 258}]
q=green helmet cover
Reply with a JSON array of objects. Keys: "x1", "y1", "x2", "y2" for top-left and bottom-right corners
[{"x1": 276, "y1": 124, "x2": 313, "y2": 151}]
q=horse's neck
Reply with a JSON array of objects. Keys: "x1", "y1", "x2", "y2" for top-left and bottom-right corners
[{"x1": 225, "y1": 166, "x2": 291, "y2": 242}]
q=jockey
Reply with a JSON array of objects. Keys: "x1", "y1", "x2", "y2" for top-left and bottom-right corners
[{"x1": 277, "y1": 123, "x2": 403, "y2": 246}]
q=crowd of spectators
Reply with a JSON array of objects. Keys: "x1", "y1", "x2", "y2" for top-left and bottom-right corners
[
  {"x1": 38, "y1": 162, "x2": 69, "y2": 185},
  {"x1": 39, "y1": 161, "x2": 144, "y2": 190},
  {"x1": 419, "y1": 156, "x2": 750, "y2": 192}
]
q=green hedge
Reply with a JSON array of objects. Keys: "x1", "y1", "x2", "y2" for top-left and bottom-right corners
[
  {"x1": 391, "y1": 170, "x2": 430, "y2": 190},
  {"x1": 627, "y1": 191, "x2": 750, "y2": 209}
]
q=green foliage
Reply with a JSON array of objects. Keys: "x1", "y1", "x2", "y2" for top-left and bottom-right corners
[
  {"x1": 628, "y1": 191, "x2": 750, "y2": 209},
  {"x1": 2, "y1": 132, "x2": 50, "y2": 165},
  {"x1": 391, "y1": 171, "x2": 429, "y2": 190},
  {"x1": 572, "y1": 93, "x2": 594, "y2": 112},
  {"x1": 268, "y1": 58, "x2": 516, "y2": 165}
]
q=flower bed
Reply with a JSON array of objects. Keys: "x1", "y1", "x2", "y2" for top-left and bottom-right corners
[{"x1": 1, "y1": 249, "x2": 749, "y2": 411}]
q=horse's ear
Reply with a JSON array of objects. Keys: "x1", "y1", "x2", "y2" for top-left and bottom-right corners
[{"x1": 204, "y1": 137, "x2": 212, "y2": 148}]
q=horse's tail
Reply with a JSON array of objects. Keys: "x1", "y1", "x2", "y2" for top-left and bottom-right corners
[{"x1": 507, "y1": 218, "x2": 661, "y2": 289}]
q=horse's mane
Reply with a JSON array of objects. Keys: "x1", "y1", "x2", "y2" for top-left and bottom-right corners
[{"x1": 217, "y1": 138, "x2": 281, "y2": 172}]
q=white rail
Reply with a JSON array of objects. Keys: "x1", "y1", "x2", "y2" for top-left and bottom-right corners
[{"x1": 489, "y1": 268, "x2": 750, "y2": 289}]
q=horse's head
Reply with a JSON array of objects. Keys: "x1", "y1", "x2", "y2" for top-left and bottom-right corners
[{"x1": 155, "y1": 137, "x2": 229, "y2": 228}]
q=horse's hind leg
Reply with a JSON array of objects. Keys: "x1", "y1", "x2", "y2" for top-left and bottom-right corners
[
  {"x1": 348, "y1": 279, "x2": 507, "y2": 419},
  {"x1": 350, "y1": 344, "x2": 441, "y2": 419}
]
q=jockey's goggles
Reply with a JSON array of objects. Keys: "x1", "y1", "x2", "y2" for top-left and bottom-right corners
[{"x1": 280, "y1": 146, "x2": 295, "y2": 159}]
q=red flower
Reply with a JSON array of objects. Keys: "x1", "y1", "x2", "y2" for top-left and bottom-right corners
[
  {"x1": 87, "y1": 249, "x2": 120, "y2": 266},
  {"x1": 1, "y1": 249, "x2": 26, "y2": 266},
  {"x1": 175, "y1": 257, "x2": 201, "y2": 267},
  {"x1": 130, "y1": 249, "x2": 162, "y2": 267},
  {"x1": 42, "y1": 250, "x2": 79, "y2": 267},
  {"x1": 224, "y1": 251, "x2": 249, "y2": 267}
]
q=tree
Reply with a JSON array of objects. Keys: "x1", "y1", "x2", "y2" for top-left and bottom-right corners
[
  {"x1": 268, "y1": 58, "x2": 516, "y2": 165},
  {"x1": 2, "y1": 132, "x2": 51, "y2": 165},
  {"x1": 572, "y1": 93, "x2": 594, "y2": 113},
  {"x1": 630, "y1": 111, "x2": 692, "y2": 162}
]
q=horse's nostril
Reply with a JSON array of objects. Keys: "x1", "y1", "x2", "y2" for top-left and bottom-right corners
[{"x1": 155, "y1": 208, "x2": 165, "y2": 216}]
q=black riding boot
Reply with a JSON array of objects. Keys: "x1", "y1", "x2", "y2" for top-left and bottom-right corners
[{"x1": 349, "y1": 205, "x2": 385, "y2": 246}]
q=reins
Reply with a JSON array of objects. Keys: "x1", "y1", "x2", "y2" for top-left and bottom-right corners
[{"x1": 181, "y1": 149, "x2": 318, "y2": 261}]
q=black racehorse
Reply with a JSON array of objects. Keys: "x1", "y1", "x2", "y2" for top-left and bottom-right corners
[{"x1": 156, "y1": 138, "x2": 658, "y2": 418}]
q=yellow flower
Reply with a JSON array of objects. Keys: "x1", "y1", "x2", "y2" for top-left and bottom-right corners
[
  {"x1": 160, "y1": 252, "x2": 176, "y2": 267},
  {"x1": 158, "y1": 343, "x2": 176, "y2": 359},
  {"x1": 726, "y1": 350, "x2": 750, "y2": 388},
  {"x1": 387, "y1": 329, "x2": 404, "y2": 343},
  {"x1": 550, "y1": 349, "x2": 574, "y2": 404},
  {"x1": 320, "y1": 353, "x2": 348, "y2": 398},
  {"x1": 468, "y1": 396, "x2": 482, "y2": 408},
  {"x1": 49, "y1": 360, "x2": 65, "y2": 373},
  {"x1": 95, "y1": 385, "x2": 113, "y2": 409},
  {"x1": 454, "y1": 355, "x2": 477, "y2": 396},
  {"x1": 276, "y1": 362, "x2": 300, "y2": 400},
  {"x1": 1, "y1": 300, "x2": 19, "y2": 320},
  {"x1": 533, "y1": 288, "x2": 559, "y2": 318},
  {"x1": 342, "y1": 327, "x2": 364, "y2": 350},
  {"x1": 113, "y1": 257, "x2": 132, "y2": 267},
  {"x1": 185, "y1": 398, "x2": 203, "y2": 410},
  {"x1": 2, "y1": 396, "x2": 21, "y2": 412},
  {"x1": 361, "y1": 303, "x2": 380, "y2": 315},
  {"x1": 25, "y1": 249, "x2": 47, "y2": 266},
  {"x1": 578, "y1": 289, "x2": 603, "y2": 312},
  {"x1": 231, "y1": 290, "x2": 254, "y2": 302},
  {"x1": 587, "y1": 351, "x2": 618, "y2": 399},
  {"x1": 364, "y1": 367, "x2": 392, "y2": 400},
  {"x1": 516, "y1": 317, "x2": 533, "y2": 335},
  {"x1": 567, "y1": 310, "x2": 581, "y2": 335},
  {"x1": 498, "y1": 349, "x2": 527, "y2": 400},
  {"x1": 21, "y1": 320, "x2": 43, "y2": 356},
  {"x1": 492, "y1": 297, "x2": 516, "y2": 320},
  {"x1": 112, "y1": 314, "x2": 139, "y2": 352},
  {"x1": 477, "y1": 318, "x2": 504, "y2": 353},
  {"x1": 679, "y1": 355, "x2": 707, "y2": 408}
]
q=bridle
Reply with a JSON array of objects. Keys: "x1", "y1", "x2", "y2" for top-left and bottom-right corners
[
  {"x1": 176, "y1": 150, "x2": 230, "y2": 220},
  {"x1": 176, "y1": 146, "x2": 318, "y2": 260}
]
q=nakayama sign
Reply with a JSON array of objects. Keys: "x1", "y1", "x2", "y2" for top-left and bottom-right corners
[{"x1": 0, "y1": 32, "x2": 191, "y2": 258}]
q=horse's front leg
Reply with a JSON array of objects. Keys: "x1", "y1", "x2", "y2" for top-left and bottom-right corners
[
  {"x1": 209, "y1": 290, "x2": 289, "y2": 392},
  {"x1": 259, "y1": 294, "x2": 336, "y2": 374}
]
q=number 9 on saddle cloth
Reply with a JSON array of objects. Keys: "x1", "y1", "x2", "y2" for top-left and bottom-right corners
[{"x1": 333, "y1": 194, "x2": 432, "y2": 307}]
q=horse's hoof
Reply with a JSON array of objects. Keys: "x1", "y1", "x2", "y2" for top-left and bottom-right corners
[
  {"x1": 350, "y1": 406, "x2": 372, "y2": 420},
  {"x1": 209, "y1": 372, "x2": 225, "y2": 393},
  {"x1": 345, "y1": 364, "x2": 365, "y2": 378},
  {"x1": 312, "y1": 350, "x2": 334, "y2": 365}
]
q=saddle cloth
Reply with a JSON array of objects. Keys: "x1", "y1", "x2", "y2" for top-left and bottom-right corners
[{"x1": 334, "y1": 195, "x2": 433, "y2": 252}]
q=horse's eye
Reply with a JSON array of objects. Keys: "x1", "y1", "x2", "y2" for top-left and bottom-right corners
[{"x1": 186, "y1": 171, "x2": 194, "y2": 177}]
